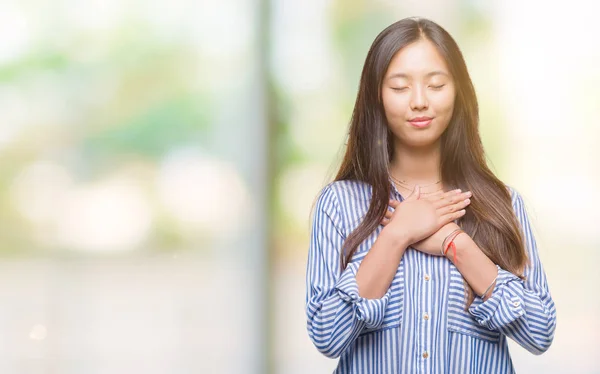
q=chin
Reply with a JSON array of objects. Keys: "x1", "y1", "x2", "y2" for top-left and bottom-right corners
[
  {"x1": 407, "y1": 140, "x2": 440, "y2": 148},
  {"x1": 399, "y1": 132, "x2": 442, "y2": 148}
]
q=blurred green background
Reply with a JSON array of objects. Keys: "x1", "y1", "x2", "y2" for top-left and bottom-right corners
[{"x1": 0, "y1": 0, "x2": 598, "y2": 373}]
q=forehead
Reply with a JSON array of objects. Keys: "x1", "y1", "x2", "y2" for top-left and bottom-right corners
[{"x1": 386, "y1": 39, "x2": 450, "y2": 78}]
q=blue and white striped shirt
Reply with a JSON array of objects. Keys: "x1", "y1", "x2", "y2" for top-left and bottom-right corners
[{"x1": 305, "y1": 179, "x2": 556, "y2": 373}]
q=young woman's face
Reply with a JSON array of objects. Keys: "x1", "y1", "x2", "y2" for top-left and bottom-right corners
[{"x1": 381, "y1": 38, "x2": 456, "y2": 149}]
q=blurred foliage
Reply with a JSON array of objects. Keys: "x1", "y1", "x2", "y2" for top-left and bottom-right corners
[{"x1": 0, "y1": 11, "x2": 215, "y2": 256}]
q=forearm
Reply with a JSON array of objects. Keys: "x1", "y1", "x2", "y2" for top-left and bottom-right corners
[
  {"x1": 441, "y1": 189, "x2": 556, "y2": 354},
  {"x1": 355, "y1": 228, "x2": 409, "y2": 299},
  {"x1": 448, "y1": 231, "x2": 556, "y2": 352},
  {"x1": 308, "y1": 229, "x2": 402, "y2": 358},
  {"x1": 446, "y1": 233, "x2": 497, "y2": 299}
]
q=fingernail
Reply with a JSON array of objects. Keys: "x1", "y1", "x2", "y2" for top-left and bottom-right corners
[{"x1": 465, "y1": 191, "x2": 472, "y2": 197}]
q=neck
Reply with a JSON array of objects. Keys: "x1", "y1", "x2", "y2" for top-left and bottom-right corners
[{"x1": 389, "y1": 141, "x2": 442, "y2": 184}]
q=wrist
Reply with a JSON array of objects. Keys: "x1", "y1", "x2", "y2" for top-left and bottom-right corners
[
  {"x1": 380, "y1": 227, "x2": 411, "y2": 250},
  {"x1": 445, "y1": 231, "x2": 470, "y2": 261},
  {"x1": 441, "y1": 228, "x2": 462, "y2": 256}
]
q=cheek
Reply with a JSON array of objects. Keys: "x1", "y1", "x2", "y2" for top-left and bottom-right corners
[
  {"x1": 382, "y1": 93, "x2": 409, "y2": 119},
  {"x1": 434, "y1": 92, "x2": 455, "y2": 117}
]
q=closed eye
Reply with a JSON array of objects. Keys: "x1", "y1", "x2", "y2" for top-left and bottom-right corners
[
  {"x1": 430, "y1": 84, "x2": 445, "y2": 90},
  {"x1": 391, "y1": 87, "x2": 408, "y2": 92}
]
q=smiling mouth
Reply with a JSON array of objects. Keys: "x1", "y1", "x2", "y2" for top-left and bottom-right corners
[{"x1": 408, "y1": 118, "x2": 433, "y2": 128}]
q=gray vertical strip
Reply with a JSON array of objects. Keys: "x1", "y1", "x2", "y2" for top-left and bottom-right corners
[{"x1": 256, "y1": 0, "x2": 274, "y2": 373}]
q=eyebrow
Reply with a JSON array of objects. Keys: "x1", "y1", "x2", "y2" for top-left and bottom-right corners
[{"x1": 387, "y1": 71, "x2": 449, "y2": 80}]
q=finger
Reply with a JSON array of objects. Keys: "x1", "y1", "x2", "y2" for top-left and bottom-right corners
[
  {"x1": 425, "y1": 188, "x2": 459, "y2": 203},
  {"x1": 380, "y1": 217, "x2": 389, "y2": 226},
  {"x1": 438, "y1": 196, "x2": 471, "y2": 215},
  {"x1": 431, "y1": 190, "x2": 470, "y2": 209},
  {"x1": 456, "y1": 197, "x2": 471, "y2": 210},
  {"x1": 438, "y1": 203, "x2": 456, "y2": 216},
  {"x1": 384, "y1": 210, "x2": 392, "y2": 219},
  {"x1": 422, "y1": 189, "x2": 445, "y2": 201},
  {"x1": 388, "y1": 199, "x2": 401, "y2": 208},
  {"x1": 440, "y1": 208, "x2": 466, "y2": 224}
]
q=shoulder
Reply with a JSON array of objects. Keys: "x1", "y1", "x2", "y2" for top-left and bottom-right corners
[
  {"x1": 314, "y1": 179, "x2": 372, "y2": 216},
  {"x1": 504, "y1": 184, "x2": 530, "y2": 216},
  {"x1": 314, "y1": 182, "x2": 339, "y2": 213},
  {"x1": 317, "y1": 179, "x2": 372, "y2": 202},
  {"x1": 504, "y1": 183, "x2": 522, "y2": 199},
  {"x1": 505, "y1": 184, "x2": 518, "y2": 201}
]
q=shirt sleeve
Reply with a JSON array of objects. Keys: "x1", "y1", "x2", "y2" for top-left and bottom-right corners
[
  {"x1": 468, "y1": 188, "x2": 557, "y2": 355},
  {"x1": 305, "y1": 184, "x2": 392, "y2": 359}
]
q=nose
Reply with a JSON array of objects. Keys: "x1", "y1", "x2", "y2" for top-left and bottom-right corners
[{"x1": 410, "y1": 86, "x2": 428, "y2": 111}]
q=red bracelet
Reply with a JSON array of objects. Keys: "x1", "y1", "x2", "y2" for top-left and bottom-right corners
[
  {"x1": 443, "y1": 230, "x2": 462, "y2": 253},
  {"x1": 443, "y1": 231, "x2": 463, "y2": 262}
]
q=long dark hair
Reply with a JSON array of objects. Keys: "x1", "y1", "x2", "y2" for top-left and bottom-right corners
[{"x1": 334, "y1": 17, "x2": 528, "y2": 306}]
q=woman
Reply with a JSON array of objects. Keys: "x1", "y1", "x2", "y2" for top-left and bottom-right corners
[{"x1": 305, "y1": 17, "x2": 556, "y2": 373}]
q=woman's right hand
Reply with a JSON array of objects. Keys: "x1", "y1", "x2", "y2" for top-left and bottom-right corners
[{"x1": 381, "y1": 185, "x2": 472, "y2": 245}]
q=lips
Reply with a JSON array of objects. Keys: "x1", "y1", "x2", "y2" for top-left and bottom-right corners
[{"x1": 408, "y1": 117, "x2": 433, "y2": 128}]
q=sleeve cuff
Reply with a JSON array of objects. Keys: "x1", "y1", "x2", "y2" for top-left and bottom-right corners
[
  {"x1": 334, "y1": 262, "x2": 391, "y2": 329},
  {"x1": 468, "y1": 265, "x2": 526, "y2": 330}
]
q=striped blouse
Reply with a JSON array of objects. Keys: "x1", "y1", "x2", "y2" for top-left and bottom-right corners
[{"x1": 305, "y1": 179, "x2": 556, "y2": 373}]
